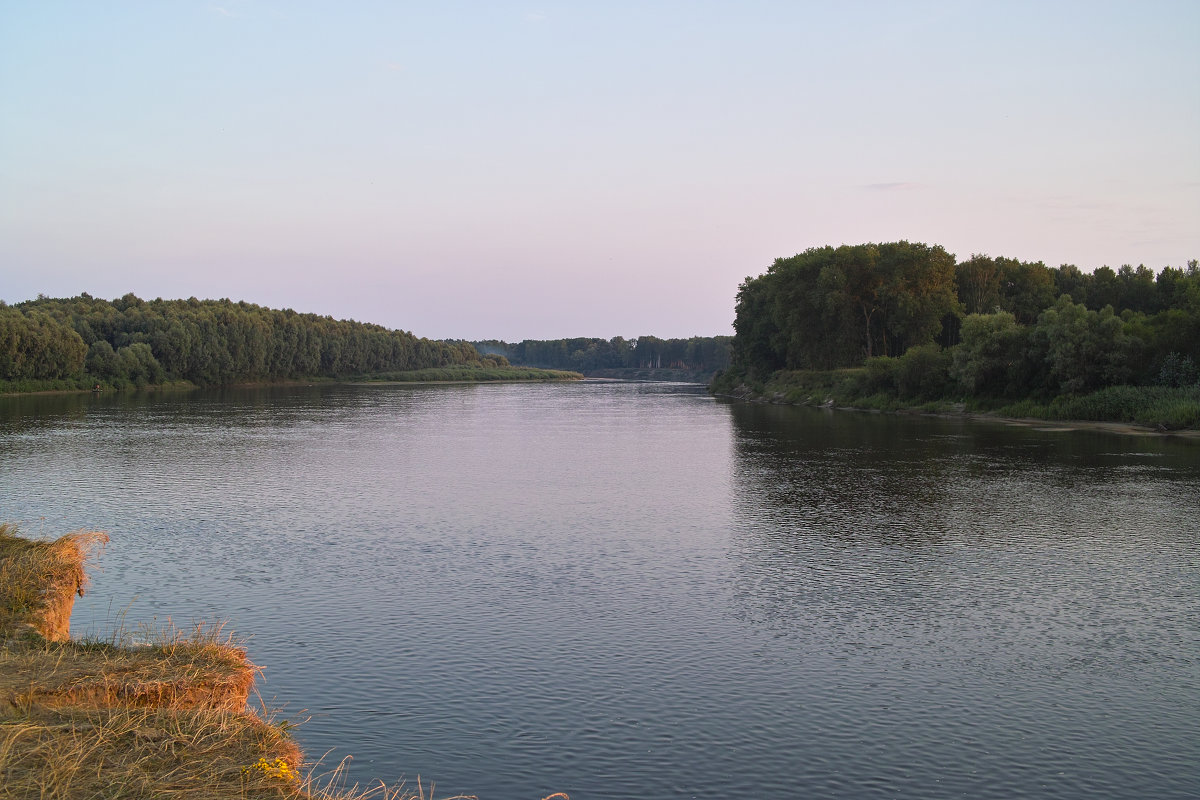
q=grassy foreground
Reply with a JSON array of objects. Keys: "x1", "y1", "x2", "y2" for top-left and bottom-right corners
[{"x1": 0, "y1": 524, "x2": 566, "y2": 800}]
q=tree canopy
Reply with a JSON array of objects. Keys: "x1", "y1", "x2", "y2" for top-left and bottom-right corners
[
  {"x1": 726, "y1": 242, "x2": 1200, "y2": 400},
  {"x1": 731, "y1": 242, "x2": 960, "y2": 373},
  {"x1": 0, "y1": 294, "x2": 485, "y2": 388}
]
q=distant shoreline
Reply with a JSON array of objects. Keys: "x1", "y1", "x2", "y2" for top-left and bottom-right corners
[
  {"x1": 1, "y1": 370, "x2": 582, "y2": 398},
  {"x1": 347, "y1": 378, "x2": 581, "y2": 386},
  {"x1": 9, "y1": 379, "x2": 1192, "y2": 440}
]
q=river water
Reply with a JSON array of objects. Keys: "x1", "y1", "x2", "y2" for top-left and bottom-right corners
[{"x1": 1, "y1": 381, "x2": 1197, "y2": 799}]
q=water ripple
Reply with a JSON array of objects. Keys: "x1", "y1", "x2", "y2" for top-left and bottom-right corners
[{"x1": 1, "y1": 385, "x2": 1197, "y2": 799}]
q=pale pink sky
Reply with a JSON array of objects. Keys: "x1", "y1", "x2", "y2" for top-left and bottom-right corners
[{"x1": 2, "y1": 1, "x2": 1197, "y2": 339}]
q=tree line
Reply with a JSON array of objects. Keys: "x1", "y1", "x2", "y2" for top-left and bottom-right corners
[
  {"x1": 0, "y1": 293, "x2": 489, "y2": 388},
  {"x1": 471, "y1": 335, "x2": 732, "y2": 373},
  {"x1": 726, "y1": 242, "x2": 1200, "y2": 399}
]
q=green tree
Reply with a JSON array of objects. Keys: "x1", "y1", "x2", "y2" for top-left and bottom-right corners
[
  {"x1": 957, "y1": 255, "x2": 1003, "y2": 314},
  {"x1": 115, "y1": 343, "x2": 165, "y2": 386},
  {"x1": 877, "y1": 241, "x2": 960, "y2": 355},
  {"x1": 997, "y1": 258, "x2": 1056, "y2": 324},
  {"x1": 950, "y1": 311, "x2": 1030, "y2": 397},
  {"x1": 893, "y1": 344, "x2": 954, "y2": 400},
  {"x1": 1088, "y1": 266, "x2": 1121, "y2": 310},
  {"x1": 85, "y1": 340, "x2": 119, "y2": 379},
  {"x1": 1052, "y1": 264, "x2": 1090, "y2": 306},
  {"x1": 1030, "y1": 297, "x2": 1133, "y2": 394}
]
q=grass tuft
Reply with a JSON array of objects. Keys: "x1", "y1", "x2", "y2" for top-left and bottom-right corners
[
  {"x1": 0, "y1": 620, "x2": 258, "y2": 714},
  {"x1": 0, "y1": 523, "x2": 109, "y2": 641},
  {"x1": 995, "y1": 385, "x2": 1200, "y2": 429}
]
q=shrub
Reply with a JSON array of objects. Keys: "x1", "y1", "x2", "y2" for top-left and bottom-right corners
[
  {"x1": 894, "y1": 344, "x2": 953, "y2": 400},
  {"x1": 1158, "y1": 352, "x2": 1199, "y2": 388},
  {"x1": 860, "y1": 356, "x2": 898, "y2": 395}
]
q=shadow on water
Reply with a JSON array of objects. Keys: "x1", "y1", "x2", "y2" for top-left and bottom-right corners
[
  {"x1": 723, "y1": 402, "x2": 1200, "y2": 674},
  {"x1": 729, "y1": 404, "x2": 965, "y2": 548},
  {"x1": 0, "y1": 382, "x2": 488, "y2": 438},
  {"x1": 726, "y1": 402, "x2": 1200, "y2": 545},
  {"x1": 715, "y1": 402, "x2": 1200, "y2": 800}
]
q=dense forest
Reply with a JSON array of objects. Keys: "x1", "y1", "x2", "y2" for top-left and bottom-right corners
[
  {"x1": 472, "y1": 335, "x2": 732, "y2": 374},
  {"x1": 718, "y1": 242, "x2": 1200, "y2": 425},
  {"x1": 0, "y1": 294, "x2": 500, "y2": 390}
]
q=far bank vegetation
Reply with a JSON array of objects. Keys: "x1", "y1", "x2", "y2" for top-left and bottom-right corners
[
  {"x1": 470, "y1": 335, "x2": 732, "y2": 379},
  {"x1": 0, "y1": 294, "x2": 577, "y2": 393},
  {"x1": 712, "y1": 242, "x2": 1200, "y2": 429}
]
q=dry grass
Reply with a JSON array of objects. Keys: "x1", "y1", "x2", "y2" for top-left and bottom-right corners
[
  {"x1": 0, "y1": 705, "x2": 304, "y2": 799},
  {"x1": 0, "y1": 621, "x2": 257, "y2": 715},
  {"x1": 0, "y1": 690, "x2": 487, "y2": 800},
  {"x1": 0, "y1": 525, "x2": 563, "y2": 800},
  {"x1": 0, "y1": 523, "x2": 109, "y2": 642}
]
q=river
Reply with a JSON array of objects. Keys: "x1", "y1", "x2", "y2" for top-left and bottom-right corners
[{"x1": 1, "y1": 381, "x2": 1197, "y2": 799}]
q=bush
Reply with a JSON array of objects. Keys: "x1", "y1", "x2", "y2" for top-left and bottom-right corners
[
  {"x1": 1158, "y1": 352, "x2": 1199, "y2": 388},
  {"x1": 860, "y1": 356, "x2": 898, "y2": 395},
  {"x1": 894, "y1": 344, "x2": 953, "y2": 400},
  {"x1": 950, "y1": 311, "x2": 1029, "y2": 397}
]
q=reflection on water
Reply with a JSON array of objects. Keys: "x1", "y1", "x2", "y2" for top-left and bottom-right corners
[
  {"x1": 726, "y1": 403, "x2": 1200, "y2": 798},
  {"x1": 729, "y1": 402, "x2": 1200, "y2": 659},
  {"x1": 0, "y1": 385, "x2": 1197, "y2": 799}
]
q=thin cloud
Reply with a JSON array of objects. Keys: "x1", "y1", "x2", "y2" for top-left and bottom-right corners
[
  {"x1": 525, "y1": 12, "x2": 547, "y2": 22},
  {"x1": 1032, "y1": 196, "x2": 1116, "y2": 212},
  {"x1": 861, "y1": 182, "x2": 921, "y2": 191},
  {"x1": 209, "y1": 6, "x2": 236, "y2": 17},
  {"x1": 383, "y1": 61, "x2": 405, "y2": 72}
]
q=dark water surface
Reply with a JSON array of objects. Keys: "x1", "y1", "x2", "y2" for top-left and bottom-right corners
[{"x1": 1, "y1": 382, "x2": 1197, "y2": 799}]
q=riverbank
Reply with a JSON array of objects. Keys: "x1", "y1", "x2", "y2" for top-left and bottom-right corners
[
  {"x1": 0, "y1": 524, "x2": 312, "y2": 798},
  {"x1": 0, "y1": 379, "x2": 201, "y2": 397},
  {"x1": 1, "y1": 367, "x2": 582, "y2": 398},
  {"x1": 0, "y1": 524, "x2": 497, "y2": 799},
  {"x1": 713, "y1": 371, "x2": 1200, "y2": 440},
  {"x1": 351, "y1": 366, "x2": 583, "y2": 383},
  {"x1": 578, "y1": 367, "x2": 714, "y2": 383}
]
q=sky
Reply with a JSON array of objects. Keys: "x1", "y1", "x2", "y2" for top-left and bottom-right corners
[{"x1": 1, "y1": 1, "x2": 1198, "y2": 341}]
